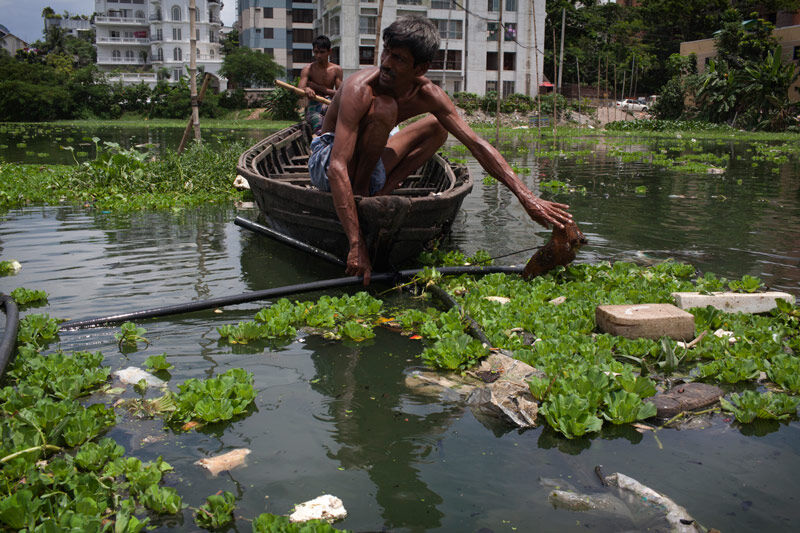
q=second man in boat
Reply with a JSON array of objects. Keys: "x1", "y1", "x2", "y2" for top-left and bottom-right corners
[{"x1": 309, "y1": 15, "x2": 573, "y2": 284}]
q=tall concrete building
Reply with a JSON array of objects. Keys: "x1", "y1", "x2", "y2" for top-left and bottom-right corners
[
  {"x1": 238, "y1": 0, "x2": 317, "y2": 82},
  {"x1": 314, "y1": 0, "x2": 546, "y2": 96},
  {"x1": 93, "y1": 0, "x2": 226, "y2": 88},
  {"x1": 237, "y1": 0, "x2": 546, "y2": 96}
]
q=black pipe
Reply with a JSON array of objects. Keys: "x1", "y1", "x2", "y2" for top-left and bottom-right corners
[
  {"x1": 58, "y1": 265, "x2": 524, "y2": 330},
  {"x1": 0, "y1": 294, "x2": 20, "y2": 381},
  {"x1": 427, "y1": 284, "x2": 494, "y2": 347},
  {"x1": 234, "y1": 216, "x2": 346, "y2": 267}
]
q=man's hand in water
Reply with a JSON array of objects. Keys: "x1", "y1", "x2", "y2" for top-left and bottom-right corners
[{"x1": 346, "y1": 240, "x2": 372, "y2": 286}]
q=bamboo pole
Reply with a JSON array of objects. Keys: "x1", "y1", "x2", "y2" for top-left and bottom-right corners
[
  {"x1": 552, "y1": 25, "x2": 557, "y2": 137},
  {"x1": 576, "y1": 57, "x2": 581, "y2": 120},
  {"x1": 178, "y1": 73, "x2": 211, "y2": 154},
  {"x1": 275, "y1": 79, "x2": 331, "y2": 105},
  {"x1": 189, "y1": 0, "x2": 199, "y2": 142},
  {"x1": 495, "y1": 0, "x2": 504, "y2": 145},
  {"x1": 533, "y1": 1, "x2": 541, "y2": 137}
]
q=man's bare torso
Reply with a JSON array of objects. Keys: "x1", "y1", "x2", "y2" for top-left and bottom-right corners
[
  {"x1": 306, "y1": 62, "x2": 341, "y2": 95},
  {"x1": 322, "y1": 67, "x2": 442, "y2": 134}
]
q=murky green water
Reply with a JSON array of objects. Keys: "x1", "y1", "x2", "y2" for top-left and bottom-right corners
[
  {"x1": 1, "y1": 128, "x2": 799, "y2": 531},
  {"x1": 0, "y1": 123, "x2": 273, "y2": 165}
]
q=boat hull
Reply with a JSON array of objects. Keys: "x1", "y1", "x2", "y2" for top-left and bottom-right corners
[{"x1": 237, "y1": 123, "x2": 473, "y2": 271}]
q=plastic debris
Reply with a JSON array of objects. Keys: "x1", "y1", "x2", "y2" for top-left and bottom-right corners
[
  {"x1": 484, "y1": 296, "x2": 511, "y2": 304},
  {"x1": 233, "y1": 175, "x2": 250, "y2": 190},
  {"x1": 604, "y1": 472, "x2": 702, "y2": 532},
  {"x1": 113, "y1": 367, "x2": 165, "y2": 387},
  {"x1": 289, "y1": 494, "x2": 347, "y2": 523},
  {"x1": 194, "y1": 448, "x2": 251, "y2": 476}
]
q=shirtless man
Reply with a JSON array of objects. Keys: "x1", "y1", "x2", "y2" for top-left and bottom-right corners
[
  {"x1": 297, "y1": 35, "x2": 343, "y2": 134},
  {"x1": 308, "y1": 16, "x2": 572, "y2": 284}
]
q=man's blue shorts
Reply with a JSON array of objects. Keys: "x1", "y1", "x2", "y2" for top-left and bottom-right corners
[{"x1": 308, "y1": 132, "x2": 386, "y2": 196}]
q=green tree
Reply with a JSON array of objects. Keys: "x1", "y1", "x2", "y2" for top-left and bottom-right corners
[
  {"x1": 220, "y1": 28, "x2": 239, "y2": 57},
  {"x1": 220, "y1": 48, "x2": 283, "y2": 88}
]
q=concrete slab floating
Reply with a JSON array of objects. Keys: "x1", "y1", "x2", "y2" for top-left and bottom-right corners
[
  {"x1": 671, "y1": 291, "x2": 795, "y2": 314},
  {"x1": 596, "y1": 303, "x2": 695, "y2": 341}
]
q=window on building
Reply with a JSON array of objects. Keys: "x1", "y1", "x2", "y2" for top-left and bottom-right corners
[
  {"x1": 292, "y1": 9, "x2": 314, "y2": 23},
  {"x1": 264, "y1": 48, "x2": 274, "y2": 56},
  {"x1": 433, "y1": 19, "x2": 462, "y2": 39},
  {"x1": 293, "y1": 28, "x2": 313, "y2": 43},
  {"x1": 196, "y1": 29, "x2": 200, "y2": 41},
  {"x1": 503, "y1": 51, "x2": 515, "y2": 70},
  {"x1": 431, "y1": 49, "x2": 462, "y2": 70},
  {"x1": 110, "y1": 30, "x2": 120, "y2": 38},
  {"x1": 264, "y1": 7, "x2": 273, "y2": 18},
  {"x1": 431, "y1": 0, "x2": 456, "y2": 8},
  {"x1": 398, "y1": 0, "x2": 423, "y2": 5},
  {"x1": 172, "y1": 27, "x2": 181, "y2": 41},
  {"x1": 505, "y1": 0, "x2": 517, "y2": 11},
  {"x1": 210, "y1": 49, "x2": 214, "y2": 58},
  {"x1": 486, "y1": 80, "x2": 498, "y2": 93},
  {"x1": 504, "y1": 23, "x2": 516, "y2": 41},
  {"x1": 502, "y1": 80, "x2": 515, "y2": 96},
  {"x1": 359, "y1": 16, "x2": 377, "y2": 35},
  {"x1": 174, "y1": 47, "x2": 182, "y2": 61},
  {"x1": 195, "y1": 6, "x2": 200, "y2": 21},
  {"x1": 331, "y1": 47, "x2": 340, "y2": 64},
  {"x1": 487, "y1": 22, "x2": 498, "y2": 41},
  {"x1": 112, "y1": 49, "x2": 121, "y2": 60},
  {"x1": 157, "y1": 47, "x2": 163, "y2": 61},
  {"x1": 171, "y1": 6, "x2": 181, "y2": 21},
  {"x1": 139, "y1": 50, "x2": 147, "y2": 62},
  {"x1": 125, "y1": 50, "x2": 134, "y2": 61},
  {"x1": 264, "y1": 28, "x2": 274, "y2": 39},
  {"x1": 330, "y1": 16, "x2": 340, "y2": 36},
  {"x1": 359, "y1": 46, "x2": 375, "y2": 65},
  {"x1": 173, "y1": 68, "x2": 182, "y2": 80},
  {"x1": 488, "y1": 0, "x2": 499, "y2": 12},
  {"x1": 486, "y1": 51, "x2": 498, "y2": 70},
  {"x1": 453, "y1": 80, "x2": 461, "y2": 92},
  {"x1": 293, "y1": 49, "x2": 314, "y2": 63}
]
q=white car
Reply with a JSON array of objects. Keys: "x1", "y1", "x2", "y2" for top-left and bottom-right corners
[{"x1": 616, "y1": 99, "x2": 648, "y2": 112}]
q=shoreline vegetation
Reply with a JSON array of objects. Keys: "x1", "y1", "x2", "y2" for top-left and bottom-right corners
[{"x1": 2, "y1": 117, "x2": 799, "y2": 213}]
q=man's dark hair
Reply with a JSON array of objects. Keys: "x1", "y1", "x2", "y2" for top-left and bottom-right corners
[
  {"x1": 382, "y1": 16, "x2": 440, "y2": 66},
  {"x1": 312, "y1": 35, "x2": 332, "y2": 51}
]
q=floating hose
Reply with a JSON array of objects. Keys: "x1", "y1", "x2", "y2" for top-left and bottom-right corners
[
  {"x1": 426, "y1": 284, "x2": 494, "y2": 347},
  {"x1": 0, "y1": 294, "x2": 20, "y2": 381},
  {"x1": 58, "y1": 265, "x2": 524, "y2": 330},
  {"x1": 234, "y1": 216, "x2": 346, "y2": 267}
]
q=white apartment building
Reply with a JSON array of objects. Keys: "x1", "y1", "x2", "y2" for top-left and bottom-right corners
[
  {"x1": 238, "y1": 0, "x2": 317, "y2": 82},
  {"x1": 44, "y1": 16, "x2": 92, "y2": 38},
  {"x1": 94, "y1": 0, "x2": 226, "y2": 88},
  {"x1": 314, "y1": 0, "x2": 546, "y2": 96}
]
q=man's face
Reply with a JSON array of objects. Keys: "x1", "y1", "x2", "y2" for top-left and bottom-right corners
[
  {"x1": 378, "y1": 46, "x2": 420, "y2": 89},
  {"x1": 313, "y1": 46, "x2": 331, "y2": 64}
]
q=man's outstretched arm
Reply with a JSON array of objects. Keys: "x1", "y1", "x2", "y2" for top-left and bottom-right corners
[{"x1": 433, "y1": 97, "x2": 571, "y2": 229}]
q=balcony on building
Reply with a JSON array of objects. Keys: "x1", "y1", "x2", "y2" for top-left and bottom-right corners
[{"x1": 95, "y1": 15, "x2": 148, "y2": 26}]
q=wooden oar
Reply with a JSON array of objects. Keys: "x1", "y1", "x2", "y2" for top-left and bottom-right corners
[{"x1": 275, "y1": 79, "x2": 331, "y2": 105}]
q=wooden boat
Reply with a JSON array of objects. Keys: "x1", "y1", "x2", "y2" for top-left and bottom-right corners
[{"x1": 237, "y1": 123, "x2": 473, "y2": 270}]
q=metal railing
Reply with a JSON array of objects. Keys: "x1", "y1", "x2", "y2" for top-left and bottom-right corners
[{"x1": 94, "y1": 16, "x2": 148, "y2": 25}]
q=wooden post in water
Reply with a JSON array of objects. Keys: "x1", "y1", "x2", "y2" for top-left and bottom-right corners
[
  {"x1": 576, "y1": 57, "x2": 581, "y2": 121},
  {"x1": 552, "y1": 25, "x2": 557, "y2": 138},
  {"x1": 188, "y1": 0, "x2": 200, "y2": 142},
  {"x1": 178, "y1": 73, "x2": 211, "y2": 154},
  {"x1": 532, "y1": 2, "x2": 541, "y2": 137},
  {"x1": 495, "y1": 0, "x2": 503, "y2": 144}
]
